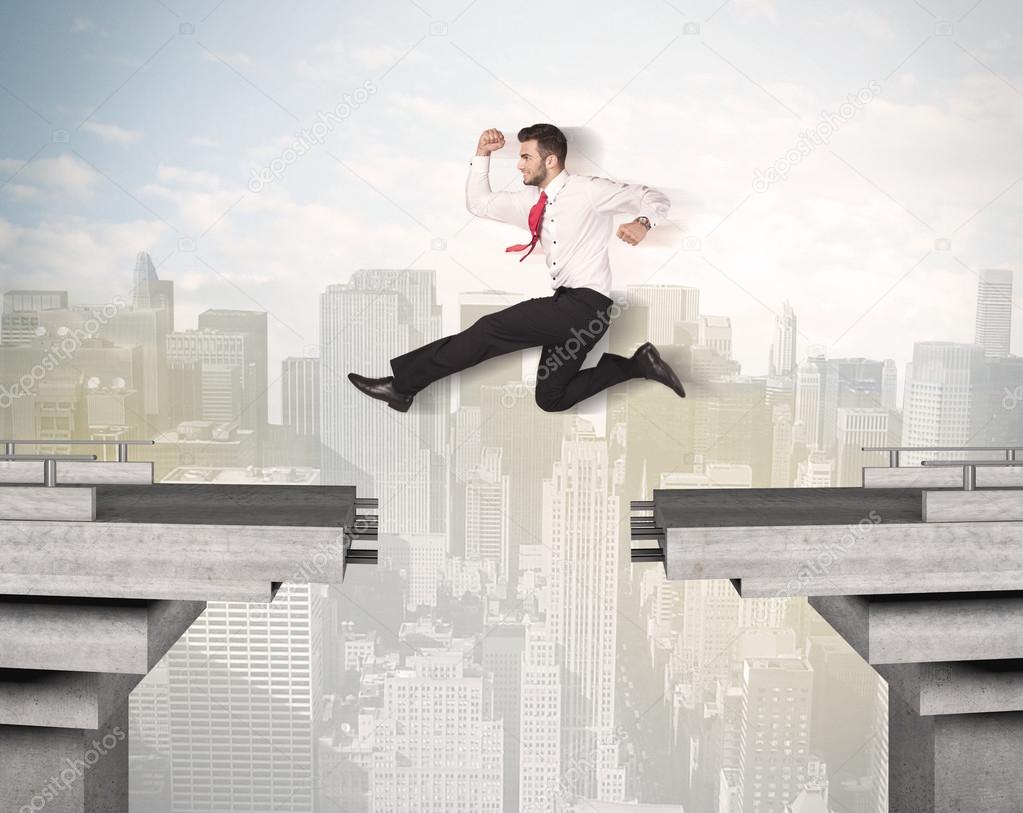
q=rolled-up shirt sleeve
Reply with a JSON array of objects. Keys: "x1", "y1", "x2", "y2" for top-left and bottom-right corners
[
  {"x1": 585, "y1": 175, "x2": 671, "y2": 227},
  {"x1": 465, "y1": 154, "x2": 533, "y2": 228}
]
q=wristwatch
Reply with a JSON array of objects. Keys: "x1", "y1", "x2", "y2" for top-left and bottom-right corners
[{"x1": 634, "y1": 216, "x2": 652, "y2": 231}]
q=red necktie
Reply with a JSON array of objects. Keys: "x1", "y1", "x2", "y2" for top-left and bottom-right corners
[{"x1": 505, "y1": 190, "x2": 547, "y2": 262}]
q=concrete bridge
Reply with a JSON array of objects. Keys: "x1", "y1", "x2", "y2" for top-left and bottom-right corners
[
  {"x1": 0, "y1": 440, "x2": 377, "y2": 813},
  {"x1": 631, "y1": 446, "x2": 1023, "y2": 813}
]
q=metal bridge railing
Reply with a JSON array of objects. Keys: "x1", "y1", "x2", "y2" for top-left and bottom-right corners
[
  {"x1": 862, "y1": 446, "x2": 1023, "y2": 468},
  {"x1": 1, "y1": 439, "x2": 155, "y2": 462}
]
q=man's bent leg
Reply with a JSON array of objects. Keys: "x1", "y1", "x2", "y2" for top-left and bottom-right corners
[
  {"x1": 389, "y1": 295, "x2": 579, "y2": 396},
  {"x1": 534, "y1": 345, "x2": 639, "y2": 412},
  {"x1": 532, "y1": 290, "x2": 640, "y2": 412}
]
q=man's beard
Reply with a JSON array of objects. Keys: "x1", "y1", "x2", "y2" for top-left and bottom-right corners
[{"x1": 525, "y1": 165, "x2": 549, "y2": 186}]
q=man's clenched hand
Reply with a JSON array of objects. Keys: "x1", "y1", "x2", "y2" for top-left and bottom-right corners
[
  {"x1": 476, "y1": 128, "x2": 505, "y2": 156},
  {"x1": 616, "y1": 221, "x2": 649, "y2": 246}
]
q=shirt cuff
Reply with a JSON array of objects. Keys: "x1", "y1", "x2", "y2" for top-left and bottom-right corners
[
  {"x1": 638, "y1": 205, "x2": 670, "y2": 229},
  {"x1": 469, "y1": 154, "x2": 491, "y2": 172}
]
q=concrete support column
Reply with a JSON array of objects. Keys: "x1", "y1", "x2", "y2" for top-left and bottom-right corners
[
  {"x1": 879, "y1": 663, "x2": 1023, "y2": 813},
  {"x1": 0, "y1": 701, "x2": 129, "y2": 813}
]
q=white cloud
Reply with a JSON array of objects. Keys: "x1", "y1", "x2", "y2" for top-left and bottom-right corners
[
  {"x1": 188, "y1": 136, "x2": 222, "y2": 148},
  {"x1": 81, "y1": 120, "x2": 143, "y2": 145},
  {"x1": 0, "y1": 215, "x2": 168, "y2": 300},
  {"x1": 154, "y1": 164, "x2": 223, "y2": 190},
  {"x1": 71, "y1": 16, "x2": 96, "y2": 33},
  {"x1": 0, "y1": 154, "x2": 102, "y2": 200},
  {"x1": 296, "y1": 38, "x2": 429, "y2": 81}
]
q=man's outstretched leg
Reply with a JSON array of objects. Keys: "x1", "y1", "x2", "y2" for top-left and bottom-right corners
[
  {"x1": 348, "y1": 289, "x2": 608, "y2": 411},
  {"x1": 348, "y1": 286, "x2": 686, "y2": 412}
]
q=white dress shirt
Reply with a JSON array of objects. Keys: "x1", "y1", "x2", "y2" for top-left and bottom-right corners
[{"x1": 465, "y1": 154, "x2": 671, "y2": 298}]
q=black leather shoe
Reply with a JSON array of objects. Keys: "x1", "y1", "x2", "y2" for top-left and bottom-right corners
[
  {"x1": 347, "y1": 373, "x2": 414, "y2": 412},
  {"x1": 631, "y1": 342, "x2": 686, "y2": 398}
]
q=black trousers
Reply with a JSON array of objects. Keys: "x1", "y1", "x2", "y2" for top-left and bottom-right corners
[{"x1": 390, "y1": 285, "x2": 640, "y2": 412}]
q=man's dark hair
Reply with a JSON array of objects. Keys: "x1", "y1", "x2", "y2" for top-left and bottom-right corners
[{"x1": 517, "y1": 123, "x2": 567, "y2": 167}]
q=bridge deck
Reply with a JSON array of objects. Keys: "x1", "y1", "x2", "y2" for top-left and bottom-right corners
[
  {"x1": 652, "y1": 486, "x2": 926, "y2": 528},
  {"x1": 93, "y1": 483, "x2": 357, "y2": 527}
]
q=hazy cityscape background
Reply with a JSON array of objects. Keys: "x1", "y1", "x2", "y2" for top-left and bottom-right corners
[
  {"x1": 2, "y1": 260, "x2": 1020, "y2": 812},
  {"x1": 2, "y1": 1, "x2": 1022, "y2": 811}
]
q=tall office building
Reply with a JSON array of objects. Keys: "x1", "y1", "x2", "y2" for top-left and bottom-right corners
[
  {"x1": 769, "y1": 302, "x2": 798, "y2": 376},
  {"x1": 480, "y1": 624, "x2": 528, "y2": 813},
  {"x1": 544, "y1": 419, "x2": 624, "y2": 801},
  {"x1": 979, "y1": 355, "x2": 1023, "y2": 446},
  {"x1": 736, "y1": 658, "x2": 814, "y2": 813},
  {"x1": 835, "y1": 408, "x2": 891, "y2": 486},
  {"x1": 974, "y1": 268, "x2": 1013, "y2": 358},
  {"x1": 519, "y1": 623, "x2": 563, "y2": 812},
  {"x1": 626, "y1": 285, "x2": 700, "y2": 345},
  {"x1": 901, "y1": 342, "x2": 987, "y2": 461},
  {"x1": 682, "y1": 579, "x2": 741, "y2": 696},
  {"x1": 198, "y1": 309, "x2": 268, "y2": 442},
  {"x1": 372, "y1": 652, "x2": 503, "y2": 811},
  {"x1": 700, "y1": 315, "x2": 733, "y2": 359},
  {"x1": 132, "y1": 251, "x2": 175, "y2": 325},
  {"x1": 166, "y1": 330, "x2": 248, "y2": 425},
  {"x1": 771, "y1": 404, "x2": 795, "y2": 487},
  {"x1": 795, "y1": 359, "x2": 824, "y2": 451},
  {"x1": 465, "y1": 446, "x2": 511, "y2": 579},
  {"x1": 168, "y1": 583, "x2": 322, "y2": 812},
  {"x1": 126, "y1": 251, "x2": 175, "y2": 426},
  {"x1": 281, "y1": 356, "x2": 320, "y2": 436},
  {"x1": 692, "y1": 378, "x2": 771, "y2": 485},
  {"x1": 796, "y1": 357, "x2": 894, "y2": 454},
  {"x1": 1, "y1": 290, "x2": 68, "y2": 344},
  {"x1": 319, "y1": 269, "x2": 447, "y2": 534}
]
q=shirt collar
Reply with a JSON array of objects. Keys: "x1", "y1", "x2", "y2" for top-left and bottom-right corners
[{"x1": 542, "y1": 168, "x2": 569, "y2": 201}]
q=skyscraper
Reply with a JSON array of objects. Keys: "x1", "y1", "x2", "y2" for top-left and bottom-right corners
[
  {"x1": 901, "y1": 342, "x2": 987, "y2": 461},
  {"x1": 736, "y1": 657, "x2": 814, "y2": 813},
  {"x1": 168, "y1": 582, "x2": 322, "y2": 813},
  {"x1": 626, "y1": 285, "x2": 700, "y2": 345},
  {"x1": 197, "y1": 309, "x2": 268, "y2": 443},
  {"x1": 835, "y1": 408, "x2": 891, "y2": 486},
  {"x1": 974, "y1": 268, "x2": 1013, "y2": 358},
  {"x1": 372, "y1": 652, "x2": 503, "y2": 811},
  {"x1": 544, "y1": 418, "x2": 623, "y2": 801},
  {"x1": 281, "y1": 356, "x2": 320, "y2": 436},
  {"x1": 320, "y1": 269, "x2": 446, "y2": 533},
  {"x1": 770, "y1": 303, "x2": 797, "y2": 377},
  {"x1": 132, "y1": 251, "x2": 175, "y2": 326}
]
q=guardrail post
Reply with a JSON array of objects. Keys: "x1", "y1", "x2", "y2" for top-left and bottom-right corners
[
  {"x1": 963, "y1": 464, "x2": 976, "y2": 491},
  {"x1": 1008, "y1": 449, "x2": 1018, "y2": 462},
  {"x1": 117, "y1": 442, "x2": 128, "y2": 463},
  {"x1": 889, "y1": 450, "x2": 900, "y2": 468},
  {"x1": 4, "y1": 442, "x2": 13, "y2": 455},
  {"x1": 43, "y1": 458, "x2": 57, "y2": 487}
]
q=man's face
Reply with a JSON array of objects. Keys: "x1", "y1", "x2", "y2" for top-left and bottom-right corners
[{"x1": 517, "y1": 139, "x2": 551, "y2": 186}]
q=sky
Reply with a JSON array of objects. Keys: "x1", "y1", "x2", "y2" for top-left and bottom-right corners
[{"x1": 1, "y1": 0, "x2": 1022, "y2": 420}]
